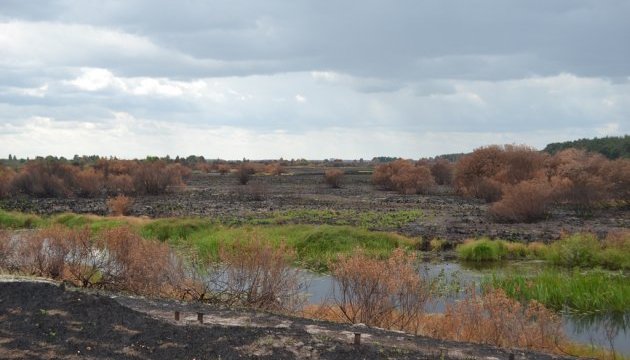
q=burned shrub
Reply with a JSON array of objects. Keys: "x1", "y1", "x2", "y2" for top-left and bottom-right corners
[
  {"x1": 235, "y1": 164, "x2": 256, "y2": 185},
  {"x1": 107, "y1": 195, "x2": 133, "y2": 216},
  {"x1": 430, "y1": 159, "x2": 454, "y2": 185},
  {"x1": 324, "y1": 169, "x2": 344, "y2": 188},
  {"x1": 0, "y1": 167, "x2": 15, "y2": 198},
  {"x1": 454, "y1": 145, "x2": 545, "y2": 202},
  {"x1": 490, "y1": 180, "x2": 555, "y2": 223},
  {"x1": 132, "y1": 161, "x2": 185, "y2": 195},
  {"x1": 545, "y1": 149, "x2": 609, "y2": 214},
  {"x1": 373, "y1": 160, "x2": 435, "y2": 195}
]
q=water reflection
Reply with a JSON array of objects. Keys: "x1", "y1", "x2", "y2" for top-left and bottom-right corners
[{"x1": 299, "y1": 257, "x2": 630, "y2": 355}]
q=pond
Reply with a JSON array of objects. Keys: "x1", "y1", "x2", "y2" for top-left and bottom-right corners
[{"x1": 300, "y1": 257, "x2": 630, "y2": 355}]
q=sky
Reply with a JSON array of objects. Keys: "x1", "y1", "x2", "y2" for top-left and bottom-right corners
[{"x1": 0, "y1": 1, "x2": 629, "y2": 159}]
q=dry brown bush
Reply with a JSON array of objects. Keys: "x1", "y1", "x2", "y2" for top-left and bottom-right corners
[
  {"x1": 490, "y1": 179, "x2": 555, "y2": 223},
  {"x1": 107, "y1": 195, "x2": 133, "y2": 216},
  {"x1": 324, "y1": 169, "x2": 344, "y2": 188},
  {"x1": 194, "y1": 162, "x2": 212, "y2": 173},
  {"x1": 74, "y1": 168, "x2": 104, "y2": 197},
  {"x1": 265, "y1": 163, "x2": 285, "y2": 176},
  {"x1": 329, "y1": 249, "x2": 429, "y2": 332},
  {"x1": 10, "y1": 162, "x2": 72, "y2": 197},
  {"x1": 0, "y1": 167, "x2": 16, "y2": 198},
  {"x1": 235, "y1": 163, "x2": 256, "y2": 185},
  {"x1": 132, "y1": 161, "x2": 185, "y2": 195},
  {"x1": 601, "y1": 158, "x2": 630, "y2": 202},
  {"x1": 423, "y1": 288, "x2": 564, "y2": 352},
  {"x1": 545, "y1": 149, "x2": 609, "y2": 213},
  {"x1": 430, "y1": 159, "x2": 454, "y2": 185},
  {"x1": 454, "y1": 145, "x2": 546, "y2": 201},
  {"x1": 217, "y1": 164, "x2": 231, "y2": 175},
  {"x1": 217, "y1": 237, "x2": 303, "y2": 311},
  {"x1": 10, "y1": 226, "x2": 73, "y2": 279},
  {"x1": 102, "y1": 227, "x2": 181, "y2": 296},
  {"x1": 373, "y1": 160, "x2": 436, "y2": 195},
  {"x1": 104, "y1": 174, "x2": 134, "y2": 195}
]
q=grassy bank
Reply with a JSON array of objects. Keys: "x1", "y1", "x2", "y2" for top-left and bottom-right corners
[
  {"x1": 457, "y1": 233, "x2": 630, "y2": 270},
  {"x1": 0, "y1": 210, "x2": 419, "y2": 272},
  {"x1": 485, "y1": 269, "x2": 630, "y2": 315}
]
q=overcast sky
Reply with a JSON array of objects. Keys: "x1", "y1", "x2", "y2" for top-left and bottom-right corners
[{"x1": 1, "y1": 1, "x2": 628, "y2": 159}]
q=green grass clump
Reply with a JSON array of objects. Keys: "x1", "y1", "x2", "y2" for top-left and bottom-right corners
[
  {"x1": 457, "y1": 238, "x2": 505, "y2": 261},
  {"x1": 140, "y1": 218, "x2": 214, "y2": 241},
  {"x1": 0, "y1": 210, "x2": 44, "y2": 229},
  {"x1": 545, "y1": 233, "x2": 630, "y2": 270},
  {"x1": 486, "y1": 269, "x2": 630, "y2": 314},
  {"x1": 546, "y1": 233, "x2": 600, "y2": 268}
]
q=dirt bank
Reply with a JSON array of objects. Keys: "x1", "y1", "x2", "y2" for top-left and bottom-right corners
[{"x1": 0, "y1": 279, "x2": 574, "y2": 359}]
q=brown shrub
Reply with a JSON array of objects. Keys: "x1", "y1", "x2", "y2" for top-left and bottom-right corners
[
  {"x1": 11, "y1": 226, "x2": 73, "y2": 279},
  {"x1": 107, "y1": 195, "x2": 133, "y2": 216},
  {"x1": 601, "y1": 158, "x2": 630, "y2": 201},
  {"x1": 217, "y1": 164, "x2": 231, "y2": 175},
  {"x1": 430, "y1": 159, "x2": 454, "y2": 185},
  {"x1": 74, "y1": 168, "x2": 104, "y2": 197},
  {"x1": 102, "y1": 227, "x2": 181, "y2": 296},
  {"x1": 324, "y1": 169, "x2": 344, "y2": 188},
  {"x1": 104, "y1": 174, "x2": 134, "y2": 195},
  {"x1": 132, "y1": 161, "x2": 185, "y2": 195},
  {"x1": 194, "y1": 162, "x2": 212, "y2": 173},
  {"x1": 235, "y1": 164, "x2": 256, "y2": 185},
  {"x1": 545, "y1": 149, "x2": 609, "y2": 213},
  {"x1": 373, "y1": 160, "x2": 435, "y2": 195},
  {"x1": 10, "y1": 162, "x2": 72, "y2": 197},
  {"x1": 218, "y1": 237, "x2": 303, "y2": 311},
  {"x1": 0, "y1": 167, "x2": 16, "y2": 198},
  {"x1": 423, "y1": 288, "x2": 564, "y2": 352},
  {"x1": 329, "y1": 249, "x2": 429, "y2": 331},
  {"x1": 454, "y1": 145, "x2": 545, "y2": 201},
  {"x1": 490, "y1": 179, "x2": 555, "y2": 223},
  {"x1": 265, "y1": 163, "x2": 285, "y2": 176}
]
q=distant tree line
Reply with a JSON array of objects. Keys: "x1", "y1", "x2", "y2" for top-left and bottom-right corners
[{"x1": 543, "y1": 135, "x2": 629, "y2": 159}]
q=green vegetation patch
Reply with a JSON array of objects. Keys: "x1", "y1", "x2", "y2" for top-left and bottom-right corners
[
  {"x1": 457, "y1": 234, "x2": 630, "y2": 270},
  {"x1": 183, "y1": 224, "x2": 419, "y2": 272},
  {"x1": 239, "y1": 209, "x2": 424, "y2": 229},
  {"x1": 0, "y1": 210, "x2": 44, "y2": 229},
  {"x1": 486, "y1": 269, "x2": 630, "y2": 315}
]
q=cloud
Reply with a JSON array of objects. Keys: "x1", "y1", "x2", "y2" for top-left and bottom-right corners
[{"x1": 0, "y1": 1, "x2": 628, "y2": 158}]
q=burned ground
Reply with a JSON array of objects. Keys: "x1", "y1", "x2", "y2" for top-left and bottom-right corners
[
  {"x1": 1, "y1": 169, "x2": 627, "y2": 243},
  {"x1": 0, "y1": 279, "x2": 575, "y2": 360}
]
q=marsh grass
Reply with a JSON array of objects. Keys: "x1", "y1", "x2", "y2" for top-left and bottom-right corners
[
  {"x1": 458, "y1": 233, "x2": 630, "y2": 270},
  {"x1": 485, "y1": 269, "x2": 630, "y2": 314}
]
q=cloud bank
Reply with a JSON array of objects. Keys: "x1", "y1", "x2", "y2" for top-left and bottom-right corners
[{"x1": 0, "y1": 0, "x2": 628, "y2": 158}]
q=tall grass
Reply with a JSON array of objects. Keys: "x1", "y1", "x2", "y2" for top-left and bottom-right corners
[
  {"x1": 458, "y1": 233, "x2": 630, "y2": 270},
  {"x1": 0, "y1": 210, "x2": 44, "y2": 229},
  {"x1": 485, "y1": 269, "x2": 630, "y2": 314},
  {"x1": 456, "y1": 238, "x2": 533, "y2": 262}
]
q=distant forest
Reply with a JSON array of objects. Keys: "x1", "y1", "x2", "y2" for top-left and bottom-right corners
[{"x1": 543, "y1": 135, "x2": 629, "y2": 159}]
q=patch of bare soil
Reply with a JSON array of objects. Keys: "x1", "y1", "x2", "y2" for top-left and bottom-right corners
[
  {"x1": 0, "y1": 280, "x2": 574, "y2": 359},
  {"x1": 1, "y1": 170, "x2": 628, "y2": 243}
]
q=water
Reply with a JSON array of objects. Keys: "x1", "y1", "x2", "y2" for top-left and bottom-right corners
[{"x1": 299, "y1": 258, "x2": 630, "y2": 355}]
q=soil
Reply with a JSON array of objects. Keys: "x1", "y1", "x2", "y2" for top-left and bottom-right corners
[
  {"x1": 0, "y1": 279, "x2": 575, "y2": 360},
  {"x1": 1, "y1": 169, "x2": 627, "y2": 243}
]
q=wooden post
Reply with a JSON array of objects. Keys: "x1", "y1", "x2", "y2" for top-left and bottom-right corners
[
  {"x1": 197, "y1": 312, "x2": 204, "y2": 324},
  {"x1": 174, "y1": 311, "x2": 180, "y2": 321},
  {"x1": 354, "y1": 333, "x2": 361, "y2": 345},
  {"x1": 439, "y1": 347, "x2": 447, "y2": 360}
]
